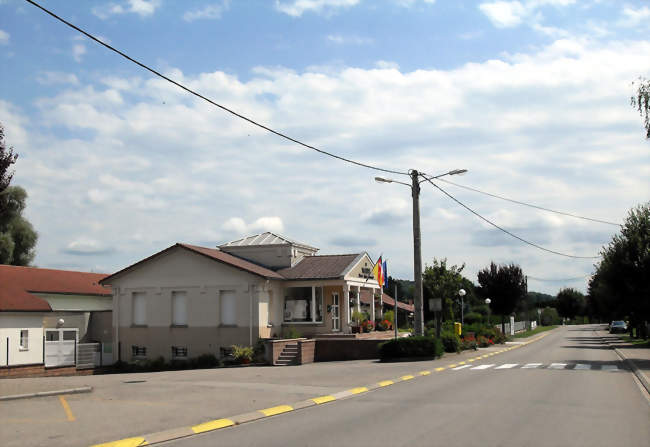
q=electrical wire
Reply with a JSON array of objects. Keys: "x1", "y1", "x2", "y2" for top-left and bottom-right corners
[
  {"x1": 24, "y1": 0, "x2": 408, "y2": 176},
  {"x1": 437, "y1": 177, "x2": 621, "y2": 226},
  {"x1": 421, "y1": 176, "x2": 601, "y2": 259}
]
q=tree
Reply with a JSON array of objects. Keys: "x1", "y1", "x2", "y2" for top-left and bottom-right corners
[
  {"x1": 588, "y1": 202, "x2": 650, "y2": 338},
  {"x1": 477, "y1": 262, "x2": 527, "y2": 334},
  {"x1": 0, "y1": 123, "x2": 18, "y2": 214},
  {"x1": 0, "y1": 186, "x2": 38, "y2": 265},
  {"x1": 631, "y1": 77, "x2": 650, "y2": 139},
  {"x1": 556, "y1": 288, "x2": 586, "y2": 320},
  {"x1": 422, "y1": 258, "x2": 467, "y2": 324}
]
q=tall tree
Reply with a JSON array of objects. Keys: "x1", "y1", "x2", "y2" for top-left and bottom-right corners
[
  {"x1": 0, "y1": 123, "x2": 18, "y2": 214},
  {"x1": 631, "y1": 77, "x2": 650, "y2": 139},
  {"x1": 0, "y1": 186, "x2": 38, "y2": 266},
  {"x1": 588, "y1": 202, "x2": 650, "y2": 338},
  {"x1": 477, "y1": 262, "x2": 527, "y2": 334},
  {"x1": 556, "y1": 288, "x2": 586, "y2": 320},
  {"x1": 422, "y1": 258, "x2": 468, "y2": 323}
]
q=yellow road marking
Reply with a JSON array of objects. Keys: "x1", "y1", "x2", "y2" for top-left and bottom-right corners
[
  {"x1": 348, "y1": 387, "x2": 368, "y2": 395},
  {"x1": 401, "y1": 375, "x2": 415, "y2": 381},
  {"x1": 458, "y1": 361, "x2": 466, "y2": 365},
  {"x1": 58, "y1": 395, "x2": 75, "y2": 422},
  {"x1": 419, "y1": 370, "x2": 431, "y2": 376},
  {"x1": 448, "y1": 364, "x2": 457, "y2": 368},
  {"x1": 435, "y1": 367, "x2": 446, "y2": 372},
  {"x1": 259, "y1": 405, "x2": 293, "y2": 416},
  {"x1": 192, "y1": 419, "x2": 234, "y2": 434},
  {"x1": 378, "y1": 380, "x2": 394, "y2": 387},
  {"x1": 312, "y1": 395, "x2": 336, "y2": 404},
  {"x1": 90, "y1": 437, "x2": 147, "y2": 447}
]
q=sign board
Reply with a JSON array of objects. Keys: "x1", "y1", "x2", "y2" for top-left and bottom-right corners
[{"x1": 429, "y1": 298, "x2": 442, "y2": 312}]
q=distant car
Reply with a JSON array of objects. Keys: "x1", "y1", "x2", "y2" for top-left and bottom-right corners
[{"x1": 609, "y1": 320, "x2": 627, "y2": 334}]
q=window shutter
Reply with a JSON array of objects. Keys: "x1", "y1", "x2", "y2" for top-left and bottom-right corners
[
  {"x1": 133, "y1": 292, "x2": 146, "y2": 325},
  {"x1": 172, "y1": 292, "x2": 187, "y2": 326},
  {"x1": 220, "y1": 291, "x2": 236, "y2": 325}
]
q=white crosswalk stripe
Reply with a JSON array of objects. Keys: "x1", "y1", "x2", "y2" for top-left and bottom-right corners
[
  {"x1": 522, "y1": 363, "x2": 543, "y2": 369},
  {"x1": 601, "y1": 365, "x2": 619, "y2": 371},
  {"x1": 549, "y1": 363, "x2": 568, "y2": 369},
  {"x1": 452, "y1": 365, "x2": 471, "y2": 370},
  {"x1": 470, "y1": 364, "x2": 495, "y2": 370},
  {"x1": 495, "y1": 364, "x2": 518, "y2": 369},
  {"x1": 574, "y1": 364, "x2": 591, "y2": 370}
]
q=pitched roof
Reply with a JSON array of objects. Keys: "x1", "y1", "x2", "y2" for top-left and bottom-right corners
[
  {"x1": 359, "y1": 289, "x2": 415, "y2": 312},
  {"x1": 0, "y1": 265, "x2": 110, "y2": 312},
  {"x1": 100, "y1": 243, "x2": 283, "y2": 284},
  {"x1": 219, "y1": 232, "x2": 318, "y2": 251},
  {"x1": 278, "y1": 254, "x2": 361, "y2": 280}
]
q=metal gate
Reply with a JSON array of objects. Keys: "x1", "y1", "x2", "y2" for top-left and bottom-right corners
[{"x1": 44, "y1": 329, "x2": 78, "y2": 367}]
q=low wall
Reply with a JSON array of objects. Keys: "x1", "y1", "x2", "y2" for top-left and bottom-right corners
[
  {"x1": 298, "y1": 339, "x2": 315, "y2": 364},
  {"x1": 0, "y1": 365, "x2": 96, "y2": 379},
  {"x1": 314, "y1": 339, "x2": 385, "y2": 362}
]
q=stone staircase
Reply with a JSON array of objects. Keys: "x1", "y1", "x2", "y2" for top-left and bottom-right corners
[{"x1": 275, "y1": 342, "x2": 299, "y2": 366}]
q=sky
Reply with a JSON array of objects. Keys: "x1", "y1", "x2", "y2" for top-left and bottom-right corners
[{"x1": 0, "y1": 0, "x2": 649, "y2": 295}]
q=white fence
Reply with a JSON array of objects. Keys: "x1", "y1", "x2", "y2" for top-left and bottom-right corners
[
  {"x1": 499, "y1": 318, "x2": 535, "y2": 335},
  {"x1": 76, "y1": 342, "x2": 113, "y2": 369}
]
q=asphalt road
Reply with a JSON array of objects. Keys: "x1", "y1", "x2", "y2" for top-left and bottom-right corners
[{"x1": 169, "y1": 325, "x2": 650, "y2": 447}]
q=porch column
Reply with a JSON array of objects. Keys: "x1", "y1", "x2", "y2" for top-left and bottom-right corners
[
  {"x1": 356, "y1": 285, "x2": 361, "y2": 314},
  {"x1": 344, "y1": 284, "x2": 350, "y2": 330},
  {"x1": 370, "y1": 287, "x2": 376, "y2": 323}
]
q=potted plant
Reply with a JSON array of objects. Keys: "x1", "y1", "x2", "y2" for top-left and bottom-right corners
[{"x1": 351, "y1": 310, "x2": 365, "y2": 333}]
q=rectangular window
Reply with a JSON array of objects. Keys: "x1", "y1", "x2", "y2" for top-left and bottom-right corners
[
  {"x1": 284, "y1": 287, "x2": 323, "y2": 323},
  {"x1": 19, "y1": 330, "x2": 28, "y2": 350},
  {"x1": 172, "y1": 291, "x2": 187, "y2": 326},
  {"x1": 220, "y1": 290, "x2": 236, "y2": 326},
  {"x1": 171, "y1": 346, "x2": 188, "y2": 359},
  {"x1": 132, "y1": 345, "x2": 147, "y2": 358},
  {"x1": 132, "y1": 292, "x2": 146, "y2": 326}
]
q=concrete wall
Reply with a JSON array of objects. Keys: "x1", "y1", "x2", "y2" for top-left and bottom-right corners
[
  {"x1": 0, "y1": 313, "x2": 45, "y2": 367},
  {"x1": 108, "y1": 246, "x2": 272, "y2": 362}
]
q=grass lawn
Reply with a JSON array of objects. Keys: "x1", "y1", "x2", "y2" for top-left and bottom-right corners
[
  {"x1": 620, "y1": 335, "x2": 650, "y2": 347},
  {"x1": 512, "y1": 325, "x2": 557, "y2": 339}
]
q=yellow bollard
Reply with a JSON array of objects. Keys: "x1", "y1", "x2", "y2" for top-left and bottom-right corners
[{"x1": 454, "y1": 322, "x2": 462, "y2": 336}]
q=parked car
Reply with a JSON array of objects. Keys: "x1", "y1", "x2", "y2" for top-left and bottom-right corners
[{"x1": 609, "y1": 320, "x2": 627, "y2": 334}]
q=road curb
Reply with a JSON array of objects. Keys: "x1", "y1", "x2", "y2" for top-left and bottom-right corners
[
  {"x1": 613, "y1": 347, "x2": 650, "y2": 395},
  {"x1": 91, "y1": 333, "x2": 551, "y2": 446},
  {"x1": 0, "y1": 386, "x2": 92, "y2": 401}
]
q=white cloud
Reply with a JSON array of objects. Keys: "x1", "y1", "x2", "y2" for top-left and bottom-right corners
[
  {"x1": 183, "y1": 1, "x2": 230, "y2": 22},
  {"x1": 0, "y1": 29, "x2": 9, "y2": 45},
  {"x1": 72, "y1": 43, "x2": 86, "y2": 62},
  {"x1": 65, "y1": 238, "x2": 112, "y2": 255},
  {"x1": 92, "y1": 0, "x2": 161, "y2": 20},
  {"x1": 10, "y1": 37, "x2": 650, "y2": 294},
  {"x1": 619, "y1": 5, "x2": 650, "y2": 27},
  {"x1": 275, "y1": 0, "x2": 360, "y2": 17},
  {"x1": 326, "y1": 34, "x2": 373, "y2": 45},
  {"x1": 36, "y1": 71, "x2": 79, "y2": 85},
  {"x1": 479, "y1": 0, "x2": 576, "y2": 30},
  {"x1": 222, "y1": 217, "x2": 285, "y2": 235}
]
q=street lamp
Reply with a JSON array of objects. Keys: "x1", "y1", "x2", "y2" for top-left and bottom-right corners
[
  {"x1": 375, "y1": 168, "x2": 468, "y2": 336},
  {"x1": 458, "y1": 288, "x2": 466, "y2": 326},
  {"x1": 485, "y1": 298, "x2": 491, "y2": 326}
]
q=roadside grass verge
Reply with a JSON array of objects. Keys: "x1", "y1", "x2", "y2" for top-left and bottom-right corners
[
  {"x1": 512, "y1": 325, "x2": 557, "y2": 339},
  {"x1": 620, "y1": 335, "x2": 650, "y2": 347}
]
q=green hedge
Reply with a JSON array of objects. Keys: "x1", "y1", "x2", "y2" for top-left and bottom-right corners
[{"x1": 379, "y1": 336, "x2": 444, "y2": 359}]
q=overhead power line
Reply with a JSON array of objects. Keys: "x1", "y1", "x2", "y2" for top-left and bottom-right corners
[
  {"x1": 421, "y1": 176, "x2": 601, "y2": 259},
  {"x1": 25, "y1": 0, "x2": 408, "y2": 177},
  {"x1": 437, "y1": 178, "x2": 621, "y2": 226}
]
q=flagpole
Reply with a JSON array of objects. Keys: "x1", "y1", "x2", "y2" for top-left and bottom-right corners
[{"x1": 394, "y1": 284, "x2": 398, "y2": 340}]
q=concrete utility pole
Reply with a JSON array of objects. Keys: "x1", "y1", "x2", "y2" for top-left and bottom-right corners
[{"x1": 411, "y1": 169, "x2": 424, "y2": 337}]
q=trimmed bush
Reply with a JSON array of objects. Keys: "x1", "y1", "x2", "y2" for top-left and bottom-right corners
[
  {"x1": 464, "y1": 312, "x2": 483, "y2": 325},
  {"x1": 196, "y1": 353, "x2": 220, "y2": 368},
  {"x1": 379, "y1": 336, "x2": 444, "y2": 359},
  {"x1": 441, "y1": 331, "x2": 461, "y2": 353}
]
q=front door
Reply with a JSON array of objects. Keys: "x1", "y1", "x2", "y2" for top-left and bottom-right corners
[
  {"x1": 332, "y1": 293, "x2": 340, "y2": 331},
  {"x1": 44, "y1": 329, "x2": 78, "y2": 367}
]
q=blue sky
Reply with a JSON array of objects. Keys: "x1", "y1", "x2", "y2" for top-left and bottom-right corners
[{"x1": 1, "y1": 0, "x2": 649, "y2": 294}]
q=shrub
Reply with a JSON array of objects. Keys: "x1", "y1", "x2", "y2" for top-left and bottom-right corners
[
  {"x1": 352, "y1": 310, "x2": 366, "y2": 325},
  {"x1": 231, "y1": 345, "x2": 254, "y2": 364},
  {"x1": 464, "y1": 312, "x2": 483, "y2": 325},
  {"x1": 379, "y1": 336, "x2": 444, "y2": 359},
  {"x1": 283, "y1": 327, "x2": 302, "y2": 339},
  {"x1": 376, "y1": 319, "x2": 392, "y2": 331},
  {"x1": 441, "y1": 331, "x2": 461, "y2": 353},
  {"x1": 196, "y1": 353, "x2": 220, "y2": 369},
  {"x1": 361, "y1": 320, "x2": 375, "y2": 332},
  {"x1": 384, "y1": 310, "x2": 395, "y2": 326}
]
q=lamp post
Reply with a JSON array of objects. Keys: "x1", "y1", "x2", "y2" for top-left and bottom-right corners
[
  {"x1": 375, "y1": 168, "x2": 467, "y2": 336},
  {"x1": 485, "y1": 298, "x2": 491, "y2": 326},
  {"x1": 458, "y1": 288, "x2": 466, "y2": 326}
]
